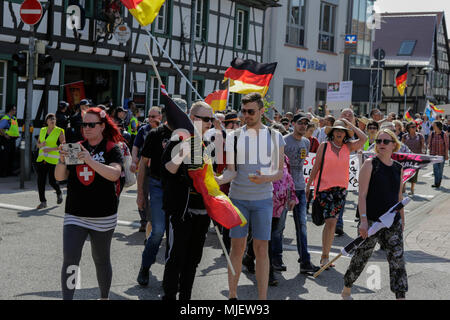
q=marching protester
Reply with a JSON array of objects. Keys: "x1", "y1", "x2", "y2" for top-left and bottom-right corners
[
  {"x1": 305, "y1": 123, "x2": 320, "y2": 153},
  {"x1": 0, "y1": 105, "x2": 19, "y2": 177},
  {"x1": 161, "y1": 101, "x2": 214, "y2": 300},
  {"x1": 284, "y1": 113, "x2": 320, "y2": 275},
  {"x1": 402, "y1": 122, "x2": 425, "y2": 195},
  {"x1": 305, "y1": 119, "x2": 366, "y2": 269},
  {"x1": 428, "y1": 121, "x2": 449, "y2": 188},
  {"x1": 55, "y1": 107, "x2": 124, "y2": 300},
  {"x1": 218, "y1": 92, "x2": 285, "y2": 300},
  {"x1": 364, "y1": 120, "x2": 379, "y2": 151},
  {"x1": 393, "y1": 120, "x2": 405, "y2": 141},
  {"x1": 136, "y1": 111, "x2": 172, "y2": 286},
  {"x1": 68, "y1": 99, "x2": 92, "y2": 143},
  {"x1": 342, "y1": 129, "x2": 407, "y2": 300},
  {"x1": 421, "y1": 114, "x2": 432, "y2": 152},
  {"x1": 56, "y1": 101, "x2": 70, "y2": 133},
  {"x1": 317, "y1": 115, "x2": 335, "y2": 143},
  {"x1": 35, "y1": 113, "x2": 65, "y2": 209}
]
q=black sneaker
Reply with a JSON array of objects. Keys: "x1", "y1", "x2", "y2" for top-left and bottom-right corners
[
  {"x1": 57, "y1": 193, "x2": 63, "y2": 205},
  {"x1": 335, "y1": 226, "x2": 344, "y2": 236},
  {"x1": 242, "y1": 255, "x2": 255, "y2": 274},
  {"x1": 269, "y1": 271, "x2": 278, "y2": 286},
  {"x1": 137, "y1": 266, "x2": 150, "y2": 286},
  {"x1": 272, "y1": 262, "x2": 287, "y2": 272},
  {"x1": 300, "y1": 262, "x2": 320, "y2": 275}
]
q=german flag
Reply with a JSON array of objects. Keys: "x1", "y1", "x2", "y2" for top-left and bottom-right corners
[
  {"x1": 224, "y1": 58, "x2": 277, "y2": 97},
  {"x1": 160, "y1": 86, "x2": 247, "y2": 229},
  {"x1": 396, "y1": 64, "x2": 408, "y2": 96},
  {"x1": 205, "y1": 89, "x2": 228, "y2": 112},
  {"x1": 404, "y1": 108, "x2": 414, "y2": 122},
  {"x1": 120, "y1": 0, "x2": 166, "y2": 26}
]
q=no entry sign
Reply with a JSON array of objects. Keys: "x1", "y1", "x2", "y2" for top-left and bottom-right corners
[{"x1": 20, "y1": 0, "x2": 43, "y2": 26}]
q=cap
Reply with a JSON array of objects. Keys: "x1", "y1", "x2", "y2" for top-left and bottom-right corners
[
  {"x1": 59, "y1": 101, "x2": 69, "y2": 108},
  {"x1": 80, "y1": 99, "x2": 92, "y2": 106},
  {"x1": 224, "y1": 113, "x2": 239, "y2": 122},
  {"x1": 292, "y1": 112, "x2": 310, "y2": 123},
  {"x1": 116, "y1": 106, "x2": 126, "y2": 113}
]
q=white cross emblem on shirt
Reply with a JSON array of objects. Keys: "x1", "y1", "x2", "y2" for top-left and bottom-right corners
[{"x1": 79, "y1": 166, "x2": 93, "y2": 181}]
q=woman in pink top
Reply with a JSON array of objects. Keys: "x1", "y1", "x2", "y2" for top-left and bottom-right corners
[{"x1": 306, "y1": 119, "x2": 367, "y2": 269}]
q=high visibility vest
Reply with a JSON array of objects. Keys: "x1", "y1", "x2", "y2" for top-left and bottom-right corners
[
  {"x1": 128, "y1": 117, "x2": 138, "y2": 136},
  {"x1": 36, "y1": 126, "x2": 64, "y2": 165},
  {"x1": 1, "y1": 115, "x2": 20, "y2": 137}
]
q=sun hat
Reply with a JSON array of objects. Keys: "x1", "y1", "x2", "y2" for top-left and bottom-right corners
[{"x1": 324, "y1": 119, "x2": 354, "y2": 137}]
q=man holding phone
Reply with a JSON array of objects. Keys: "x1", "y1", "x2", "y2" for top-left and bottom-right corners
[{"x1": 216, "y1": 92, "x2": 285, "y2": 300}]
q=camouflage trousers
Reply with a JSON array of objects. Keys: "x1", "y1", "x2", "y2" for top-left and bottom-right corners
[{"x1": 343, "y1": 220, "x2": 408, "y2": 299}]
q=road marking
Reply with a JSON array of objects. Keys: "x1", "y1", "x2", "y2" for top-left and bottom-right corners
[
  {"x1": 121, "y1": 194, "x2": 137, "y2": 199},
  {"x1": 0, "y1": 202, "x2": 140, "y2": 229},
  {"x1": 413, "y1": 194, "x2": 435, "y2": 199},
  {"x1": 422, "y1": 172, "x2": 433, "y2": 178},
  {"x1": 282, "y1": 244, "x2": 351, "y2": 259}
]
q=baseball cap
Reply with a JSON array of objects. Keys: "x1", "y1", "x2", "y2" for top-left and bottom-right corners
[
  {"x1": 116, "y1": 106, "x2": 126, "y2": 113},
  {"x1": 292, "y1": 112, "x2": 310, "y2": 123},
  {"x1": 80, "y1": 99, "x2": 92, "y2": 106}
]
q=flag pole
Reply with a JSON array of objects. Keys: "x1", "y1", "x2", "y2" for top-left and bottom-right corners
[
  {"x1": 404, "y1": 64, "x2": 408, "y2": 112},
  {"x1": 145, "y1": 43, "x2": 163, "y2": 87},
  {"x1": 145, "y1": 29, "x2": 203, "y2": 101},
  {"x1": 226, "y1": 79, "x2": 231, "y2": 110}
]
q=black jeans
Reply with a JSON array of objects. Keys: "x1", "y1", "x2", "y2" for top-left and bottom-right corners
[
  {"x1": 0, "y1": 136, "x2": 17, "y2": 176},
  {"x1": 36, "y1": 161, "x2": 61, "y2": 203},
  {"x1": 163, "y1": 211, "x2": 211, "y2": 300}
]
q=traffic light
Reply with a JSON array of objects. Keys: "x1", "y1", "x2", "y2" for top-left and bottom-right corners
[
  {"x1": 12, "y1": 51, "x2": 29, "y2": 78},
  {"x1": 36, "y1": 53, "x2": 53, "y2": 79}
]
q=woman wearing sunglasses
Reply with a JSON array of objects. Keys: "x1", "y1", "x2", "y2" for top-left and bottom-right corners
[
  {"x1": 342, "y1": 129, "x2": 407, "y2": 300},
  {"x1": 35, "y1": 113, "x2": 66, "y2": 209},
  {"x1": 306, "y1": 118, "x2": 367, "y2": 269},
  {"x1": 363, "y1": 120, "x2": 379, "y2": 151},
  {"x1": 55, "y1": 107, "x2": 124, "y2": 300},
  {"x1": 402, "y1": 122, "x2": 424, "y2": 195}
]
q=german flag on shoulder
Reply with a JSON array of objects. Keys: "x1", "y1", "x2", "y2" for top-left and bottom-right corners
[{"x1": 224, "y1": 58, "x2": 277, "y2": 97}]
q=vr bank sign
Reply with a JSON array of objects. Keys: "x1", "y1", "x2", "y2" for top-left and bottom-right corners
[{"x1": 296, "y1": 57, "x2": 327, "y2": 72}]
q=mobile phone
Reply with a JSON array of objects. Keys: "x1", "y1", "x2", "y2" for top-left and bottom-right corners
[{"x1": 61, "y1": 143, "x2": 84, "y2": 165}]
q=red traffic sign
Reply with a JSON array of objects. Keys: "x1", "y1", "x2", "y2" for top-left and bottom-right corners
[{"x1": 20, "y1": 0, "x2": 43, "y2": 26}]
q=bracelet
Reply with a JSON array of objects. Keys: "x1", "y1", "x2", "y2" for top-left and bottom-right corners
[{"x1": 361, "y1": 214, "x2": 367, "y2": 217}]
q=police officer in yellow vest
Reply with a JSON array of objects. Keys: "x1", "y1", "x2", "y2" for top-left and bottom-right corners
[
  {"x1": 35, "y1": 113, "x2": 66, "y2": 209},
  {"x1": 0, "y1": 105, "x2": 20, "y2": 177}
]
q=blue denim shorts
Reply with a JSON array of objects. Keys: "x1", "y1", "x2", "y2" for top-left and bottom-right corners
[{"x1": 229, "y1": 198, "x2": 273, "y2": 241}]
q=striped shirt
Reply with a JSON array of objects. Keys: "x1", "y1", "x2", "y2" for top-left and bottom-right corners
[{"x1": 64, "y1": 213, "x2": 118, "y2": 232}]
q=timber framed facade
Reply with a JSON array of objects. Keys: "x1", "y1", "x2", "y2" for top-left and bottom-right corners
[{"x1": 0, "y1": 0, "x2": 280, "y2": 126}]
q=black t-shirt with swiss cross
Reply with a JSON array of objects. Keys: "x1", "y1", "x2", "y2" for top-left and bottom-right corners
[
  {"x1": 65, "y1": 139, "x2": 123, "y2": 217},
  {"x1": 141, "y1": 124, "x2": 172, "y2": 179}
]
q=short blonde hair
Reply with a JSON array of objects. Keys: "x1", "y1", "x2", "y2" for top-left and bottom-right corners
[
  {"x1": 190, "y1": 101, "x2": 212, "y2": 116},
  {"x1": 392, "y1": 120, "x2": 403, "y2": 131},
  {"x1": 375, "y1": 129, "x2": 401, "y2": 153}
]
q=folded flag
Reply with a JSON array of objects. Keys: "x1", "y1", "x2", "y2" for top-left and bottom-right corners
[
  {"x1": 425, "y1": 101, "x2": 436, "y2": 122},
  {"x1": 205, "y1": 89, "x2": 228, "y2": 112},
  {"x1": 404, "y1": 108, "x2": 414, "y2": 122},
  {"x1": 395, "y1": 64, "x2": 408, "y2": 96},
  {"x1": 160, "y1": 86, "x2": 247, "y2": 229},
  {"x1": 120, "y1": 0, "x2": 166, "y2": 26},
  {"x1": 224, "y1": 58, "x2": 277, "y2": 97}
]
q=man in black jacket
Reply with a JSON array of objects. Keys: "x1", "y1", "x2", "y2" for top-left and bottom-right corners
[{"x1": 161, "y1": 101, "x2": 214, "y2": 300}]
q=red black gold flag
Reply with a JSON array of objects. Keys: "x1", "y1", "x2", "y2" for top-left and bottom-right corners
[
  {"x1": 224, "y1": 58, "x2": 277, "y2": 97},
  {"x1": 404, "y1": 108, "x2": 414, "y2": 122},
  {"x1": 396, "y1": 64, "x2": 408, "y2": 96},
  {"x1": 205, "y1": 89, "x2": 228, "y2": 112}
]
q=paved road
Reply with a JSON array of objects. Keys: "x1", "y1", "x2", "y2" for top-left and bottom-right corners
[{"x1": 0, "y1": 163, "x2": 449, "y2": 300}]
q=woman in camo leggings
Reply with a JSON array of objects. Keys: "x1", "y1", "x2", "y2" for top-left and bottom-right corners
[{"x1": 341, "y1": 129, "x2": 408, "y2": 300}]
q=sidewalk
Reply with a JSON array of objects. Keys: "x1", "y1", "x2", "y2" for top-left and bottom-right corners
[{"x1": 405, "y1": 195, "x2": 450, "y2": 260}]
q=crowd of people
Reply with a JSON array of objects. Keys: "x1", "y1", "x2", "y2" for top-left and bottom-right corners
[{"x1": 1, "y1": 93, "x2": 449, "y2": 300}]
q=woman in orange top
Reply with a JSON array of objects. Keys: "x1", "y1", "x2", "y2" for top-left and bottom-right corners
[{"x1": 306, "y1": 119, "x2": 367, "y2": 268}]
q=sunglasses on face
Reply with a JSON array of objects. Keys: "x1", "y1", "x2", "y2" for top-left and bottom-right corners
[
  {"x1": 375, "y1": 139, "x2": 394, "y2": 145},
  {"x1": 241, "y1": 109, "x2": 257, "y2": 115},
  {"x1": 81, "y1": 122, "x2": 102, "y2": 128},
  {"x1": 368, "y1": 126, "x2": 378, "y2": 130},
  {"x1": 296, "y1": 120, "x2": 309, "y2": 125},
  {"x1": 194, "y1": 115, "x2": 215, "y2": 123}
]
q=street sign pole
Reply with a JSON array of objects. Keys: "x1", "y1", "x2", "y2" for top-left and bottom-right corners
[{"x1": 24, "y1": 33, "x2": 35, "y2": 180}]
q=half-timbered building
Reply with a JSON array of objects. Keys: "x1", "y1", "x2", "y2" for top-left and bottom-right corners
[{"x1": 0, "y1": 0, "x2": 280, "y2": 126}]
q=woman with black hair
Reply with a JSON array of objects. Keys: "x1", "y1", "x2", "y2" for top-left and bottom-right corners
[{"x1": 306, "y1": 119, "x2": 366, "y2": 269}]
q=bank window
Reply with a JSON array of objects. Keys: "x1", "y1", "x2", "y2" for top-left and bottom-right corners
[
  {"x1": 283, "y1": 85, "x2": 303, "y2": 113},
  {"x1": 0, "y1": 61, "x2": 6, "y2": 113},
  {"x1": 286, "y1": 0, "x2": 306, "y2": 47},
  {"x1": 235, "y1": 8, "x2": 249, "y2": 50},
  {"x1": 154, "y1": 1, "x2": 170, "y2": 34},
  {"x1": 318, "y1": 2, "x2": 336, "y2": 52},
  {"x1": 195, "y1": 0, "x2": 208, "y2": 42},
  {"x1": 150, "y1": 76, "x2": 167, "y2": 107}
]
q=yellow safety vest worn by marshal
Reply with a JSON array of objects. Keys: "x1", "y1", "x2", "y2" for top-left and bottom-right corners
[
  {"x1": 128, "y1": 116, "x2": 138, "y2": 136},
  {"x1": 1, "y1": 115, "x2": 20, "y2": 137},
  {"x1": 36, "y1": 126, "x2": 64, "y2": 165}
]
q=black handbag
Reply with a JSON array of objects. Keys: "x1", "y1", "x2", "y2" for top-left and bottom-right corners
[{"x1": 311, "y1": 142, "x2": 327, "y2": 226}]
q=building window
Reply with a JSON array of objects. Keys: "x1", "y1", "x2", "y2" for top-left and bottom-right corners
[
  {"x1": 230, "y1": 92, "x2": 241, "y2": 111},
  {"x1": 283, "y1": 85, "x2": 303, "y2": 113},
  {"x1": 195, "y1": 0, "x2": 208, "y2": 42},
  {"x1": 286, "y1": 0, "x2": 306, "y2": 47},
  {"x1": 235, "y1": 8, "x2": 249, "y2": 50},
  {"x1": 318, "y1": 2, "x2": 336, "y2": 52},
  {"x1": 187, "y1": 79, "x2": 204, "y2": 103},
  {"x1": 398, "y1": 40, "x2": 416, "y2": 56},
  {"x1": 154, "y1": 1, "x2": 170, "y2": 34},
  {"x1": 0, "y1": 61, "x2": 6, "y2": 112},
  {"x1": 150, "y1": 76, "x2": 167, "y2": 107}
]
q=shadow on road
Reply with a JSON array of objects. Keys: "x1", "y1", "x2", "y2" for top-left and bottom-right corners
[
  {"x1": 405, "y1": 250, "x2": 450, "y2": 264},
  {"x1": 16, "y1": 206, "x2": 59, "y2": 218},
  {"x1": 113, "y1": 231, "x2": 146, "y2": 246},
  {"x1": 15, "y1": 289, "x2": 129, "y2": 300}
]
